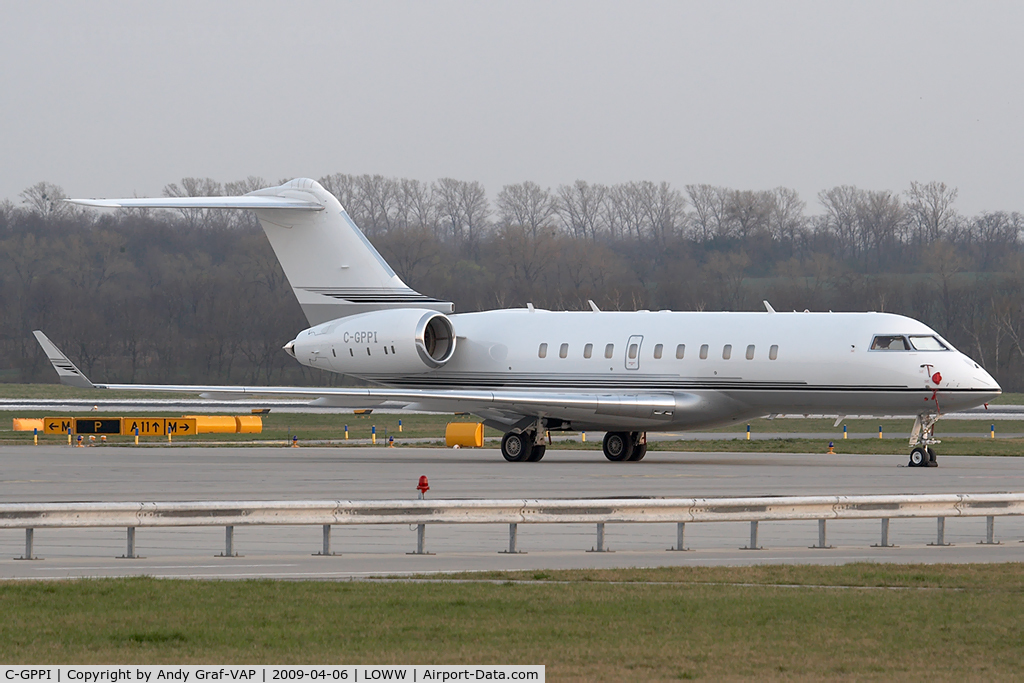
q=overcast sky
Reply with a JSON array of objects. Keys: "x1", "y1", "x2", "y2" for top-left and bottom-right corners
[{"x1": 2, "y1": 1, "x2": 1021, "y2": 215}]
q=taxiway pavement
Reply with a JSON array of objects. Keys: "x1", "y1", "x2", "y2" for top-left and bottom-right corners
[{"x1": 1, "y1": 445, "x2": 1023, "y2": 579}]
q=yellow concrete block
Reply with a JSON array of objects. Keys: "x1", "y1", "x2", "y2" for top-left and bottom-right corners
[
  {"x1": 445, "y1": 422, "x2": 484, "y2": 448},
  {"x1": 185, "y1": 415, "x2": 239, "y2": 433},
  {"x1": 234, "y1": 416, "x2": 263, "y2": 433},
  {"x1": 13, "y1": 418, "x2": 44, "y2": 432}
]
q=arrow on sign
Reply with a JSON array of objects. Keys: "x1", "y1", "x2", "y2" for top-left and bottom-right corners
[{"x1": 48, "y1": 422, "x2": 59, "y2": 430}]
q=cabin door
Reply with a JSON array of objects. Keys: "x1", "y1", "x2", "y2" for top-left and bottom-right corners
[{"x1": 625, "y1": 335, "x2": 643, "y2": 370}]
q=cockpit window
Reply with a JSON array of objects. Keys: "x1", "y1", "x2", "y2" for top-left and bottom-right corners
[
  {"x1": 909, "y1": 335, "x2": 949, "y2": 351},
  {"x1": 871, "y1": 335, "x2": 908, "y2": 351}
]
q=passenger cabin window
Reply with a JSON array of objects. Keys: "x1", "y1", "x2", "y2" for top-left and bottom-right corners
[
  {"x1": 559, "y1": 343, "x2": 568, "y2": 358},
  {"x1": 605, "y1": 343, "x2": 614, "y2": 359},
  {"x1": 699, "y1": 344, "x2": 708, "y2": 360},
  {"x1": 769, "y1": 344, "x2": 778, "y2": 360},
  {"x1": 722, "y1": 344, "x2": 732, "y2": 360},
  {"x1": 871, "y1": 335, "x2": 909, "y2": 351},
  {"x1": 538, "y1": 343, "x2": 548, "y2": 358},
  {"x1": 746, "y1": 344, "x2": 755, "y2": 360},
  {"x1": 654, "y1": 344, "x2": 663, "y2": 359},
  {"x1": 628, "y1": 343, "x2": 639, "y2": 360},
  {"x1": 584, "y1": 343, "x2": 593, "y2": 359},
  {"x1": 676, "y1": 344, "x2": 685, "y2": 359},
  {"x1": 909, "y1": 335, "x2": 949, "y2": 351}
]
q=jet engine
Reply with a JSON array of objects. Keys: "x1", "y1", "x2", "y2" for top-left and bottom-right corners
[{"x1": 285, "y1": 308, "x2": 456, "y2": 375}]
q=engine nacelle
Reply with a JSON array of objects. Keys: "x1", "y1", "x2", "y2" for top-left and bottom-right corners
[{"x1": 286, "y1": 308, "x2": 456, "y2": 375}]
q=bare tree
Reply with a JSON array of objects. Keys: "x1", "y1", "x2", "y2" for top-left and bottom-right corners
[
  {"x1": 905, "y1": 181, "x2": 959, "y2": 244},
  {"x1": 724, "y1": 189, "x2": 773, "y2": 240},
  {"x1": 162, "y1": 177, "x2": 225, "y2": 230},
  {"x1": 768, "y1": 187, "x2": 806, "y2": 242},
  {"x1": 685, "y1": 184, "x2": 729, "y2": 241},
  {"x1": 818, "y1": 186, "x2": 861, "y2": 259},
  {"x1": 395, "y1": 178, "x2": 437, "y2": 232},
  {"x1": 355, "y1": 175, "x2": 400, "y2": 237},
  {"x1": 496, "y1": 181, "x2": 556, "y2": 239},
  {"x1": 855, "y1": 190, "x2": 904, "y2": 267},
  {"x1": 19, "y1": 181, "x2": 70, "y2": 217},
  {"x1": 637, "y1": 181, "x2": 687, "y2": 246},
  {"x1": 433, "y1": 178, "x2": 490, "y2": 246},
  {"x1": 555, "y1": 180, "x2": 606, "y2": 241}
]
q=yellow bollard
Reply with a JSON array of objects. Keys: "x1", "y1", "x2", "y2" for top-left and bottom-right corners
[
  {"x1": 878, "y1": 426, "x2": 883, "y2": 439},
  {"x1": 34, "y1": 428, "x2": 38, "y2": 446},
  {"x1": 746, "y1": 424, "x2": 751, "y2": 440},
  {"x1": 991, "y1": 424, "x2": 996, "y2": 439},
  {"x1": 398, "y1": 419, "x2": 403, "y2": 433},
  {"x1": 168, "y1": 432, "x2": 172, "y2": 444},
  {"x1": 344, "y1": 425, "x2": 349, "y2": 440},
  {"x1": 371, "y1": 425, "x2": 377, "y2": 445},
  {"x1": 581, "y1": 432, "x2": 586, "y2": 442}
]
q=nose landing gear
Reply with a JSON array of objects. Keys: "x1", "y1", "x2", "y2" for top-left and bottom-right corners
[{"x1": 908, "y1": 414, "x2": 939, "y2": 468}]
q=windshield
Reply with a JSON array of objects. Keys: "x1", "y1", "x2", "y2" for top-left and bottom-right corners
[
  {"x1": 908, "y1": 335, "x2": 949, "y2": 351},
  {"x1": 871, "y1": 335, "x2": 908, "y2": 351}
]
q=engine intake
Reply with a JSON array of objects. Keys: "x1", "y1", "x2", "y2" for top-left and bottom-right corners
[
  {"x1": 288, "y1": 308, "x2": 457, "y2": 376},
  {"x1": 416, "y1": 313, "x2": 456, "y2": 367}
]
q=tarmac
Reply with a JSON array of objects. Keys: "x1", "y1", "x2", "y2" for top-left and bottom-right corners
[{"x1": 1, "y1": 444, "x2": 1023, "y2": 579}]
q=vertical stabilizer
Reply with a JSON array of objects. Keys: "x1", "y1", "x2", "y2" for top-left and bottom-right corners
[{"x1": 248, "y1": 179, "x2": 452, "y2": 325}]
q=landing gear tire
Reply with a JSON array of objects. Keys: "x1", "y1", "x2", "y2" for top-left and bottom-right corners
[
  {"x1": 926, "y1": 446, "x2": 938, "y2": 467},
  {"x1": 527, "y1": 445, "x2": 546, "y2": 462},
  {"x1": 909, "y1": 446, "x2": 929, "y2": 468},
  {"x1": 628, "y1": 444, "x2": 647, "y2": 461},
  {"x1": 501, "y1": 432, "x2": 532, "y2": 462},
  {"x1": 603, "y1": 431, "x2": 634, "y2": 462}
]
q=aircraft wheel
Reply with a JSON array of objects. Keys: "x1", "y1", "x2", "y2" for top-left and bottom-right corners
[
  {"x1": 501, "y1": 432, "x2": 532, "y2": 462},
  {"x1": 603, "y1": 431, "x2": 634, "y2": 462},
  {"x1": 527, "y1": 445, "x2": 546, "y2": 462},
  {"x1": 909, "y1": 446, "x2": 928, "y2": 467},
  {"x1": 629, "y1": 443, "x2": 648, "y2": 461},
  {"x1": 926, "y1": 446, "x2": 938, "y2": 467}
]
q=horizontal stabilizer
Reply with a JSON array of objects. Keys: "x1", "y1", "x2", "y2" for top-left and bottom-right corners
[{"x1": 67, "y1": 196, "x2": 323, "y2": 211}]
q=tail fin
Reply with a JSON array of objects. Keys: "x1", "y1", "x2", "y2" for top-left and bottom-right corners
[{"x1": 69, "y1": 178, "x2": 452, "y2": 325}]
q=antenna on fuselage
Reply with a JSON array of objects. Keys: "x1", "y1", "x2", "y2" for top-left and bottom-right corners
[
  {"x1": 588, "y1": 300, "x2": 601, "y2": 312},
  {"x1": 763, "y1": 300, "x2": 776, "y2": 313}
]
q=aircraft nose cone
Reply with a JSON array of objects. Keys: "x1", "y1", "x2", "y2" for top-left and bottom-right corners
[{"x1": 283, "y1": 340, "x2": 296, "y2": 359}]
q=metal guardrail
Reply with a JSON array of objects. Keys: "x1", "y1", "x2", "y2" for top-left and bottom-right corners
[{"x1": 3, "y1": 493, "x2": 1023, "y2": 559}]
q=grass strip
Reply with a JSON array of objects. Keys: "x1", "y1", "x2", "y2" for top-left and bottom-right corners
[{"x1": 2, "y1": 564, "x2": 1023, "y2": 680}]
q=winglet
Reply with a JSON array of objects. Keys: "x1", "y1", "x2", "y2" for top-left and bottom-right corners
[{"x1": 32, "y1": 331, "x2": 95, "y2": 389}]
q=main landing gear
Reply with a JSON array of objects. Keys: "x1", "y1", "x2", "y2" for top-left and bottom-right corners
[
  {"x1": 602, "y1": 431, "x2": 647, "y2": 462},
  {"x1": 501, "y1": 431, "x2": 546, "y2": 463},
  {"x1": 908, "y1": 414, "x2": 939, "y2": 468}
]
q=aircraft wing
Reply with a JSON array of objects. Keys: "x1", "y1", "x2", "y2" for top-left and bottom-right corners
[{"x1": 33, "y1": 331, "x2": 687, "y2": 424}]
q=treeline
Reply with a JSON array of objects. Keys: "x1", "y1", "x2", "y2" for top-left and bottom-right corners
[{"x1": 3, "y1": 176, "x2": 1024, "y2": 389}]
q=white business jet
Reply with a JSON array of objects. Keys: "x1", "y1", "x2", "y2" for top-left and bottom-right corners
[{"x1": 35, "y1": 178, "x2": 1000, "y2": 467}]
